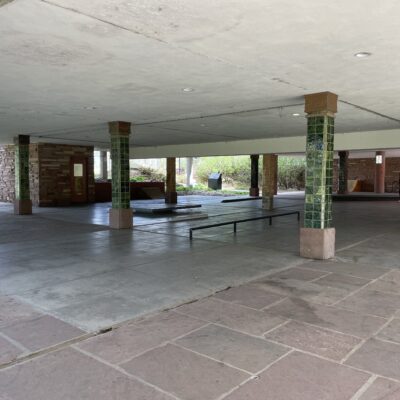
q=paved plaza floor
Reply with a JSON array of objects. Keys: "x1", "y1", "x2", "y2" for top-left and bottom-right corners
[{"x1": 1, "y1": 195, "x2": 400, "y2": 399}]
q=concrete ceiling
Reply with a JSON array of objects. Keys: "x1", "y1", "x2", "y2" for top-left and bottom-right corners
[{"x1": 1, "y1": 0, "x2": 400, "y2": 151}]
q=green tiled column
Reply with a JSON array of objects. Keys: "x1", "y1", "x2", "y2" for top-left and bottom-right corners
[
  {"x1": 14, "y1": 135, "x2": 32, "y2": 215},
  {"x1": 300, "y1": 92, "x2": 338, "y2": 260},
  {"x1": 109, "y1": 121, "x2": 133, "y2": 229},
  {"x1": 304, "y1": 115, "x2": 334, "y2": 229},
  {"x1": 111, "y1": 135, "x2": 130, "y2": 209}
]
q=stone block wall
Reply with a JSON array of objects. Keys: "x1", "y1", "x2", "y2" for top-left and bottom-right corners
[
  {"x1": 333, "y1": 157, "x2": 400, "y2": 192},
  {"x1": 0, "y1": 144, "x2": 39, "y2": 204},
  {"x1": 0, "y1": 143, "x2": 94, "y2": 206}
]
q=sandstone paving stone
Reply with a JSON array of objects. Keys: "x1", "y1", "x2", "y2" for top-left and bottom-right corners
[
  {"x1": 0, "y1": 347, "x2": 174, "y2": 400},
  {"x1": 337, "y1": 288, "x2": 400, "y2": 318},
  {"x1": 299, "y1": 261, "x2": 390, "y2": 280},
  {"x1": 265, "y1": 320, "x2": 361, "y2": 361},
  {"x1": 175, "y1": 324, "x2": 289, "y2": 373},
  {"x1": 311, "y1": 272, "x2": 370, "y2": 291},
  {"x1": 367, "y1": 278, "x2": 400, "y2": 295},
  {"x1": 225, "y1": 351, "x2": 370, "y2": 400},
  {"x1": 252, "y1": 276, "x2": 354, "y2": 306},
  {"x1": 121, "y1": 343, "x2": 249, "y2": 400},
  {"x1": 1, "y1": 315, "x2": 84, "y2": 352},
  {"x1": 381, "y1": 270, "x2": 400, "y2": 284},
  {"x1": 76, "y1": 310, "x2": 206, "y2": 364},
  {"x1": 377, "y1": 318, "x2": 400, "y2": 344},
  {"x1": 176, "y1": 298, "x2": 286, "y2": 336},
  {"x1": 266, "y1": 267, "x2": 328, "y2": 282},
  {"x1": 0, "y1": 295, "x2": 42, "y2": 328},
  {"x1": 346, "y1": 338, "x2": 400, "y2": 380},
  {"x1": 267, "y1": 297, "x2": 387, "y2": 338},
  {"x1": 213, "y1": 284, "x2": 286, "y2": 310},
  {"x1": 0, "y1": 335, "x2": 23, "y2": 365},
  {"x1": 358, "y1": 377, "x2": 400, "y2": 400}
]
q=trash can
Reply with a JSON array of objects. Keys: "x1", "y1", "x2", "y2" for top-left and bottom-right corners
[{"x1": 208, "y1": 172, "x2": 222, "y2": 190}]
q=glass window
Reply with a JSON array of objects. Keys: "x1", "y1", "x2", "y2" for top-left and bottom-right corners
[{"x1": 74, "y1": 163, "x2": 83, "y2": 177}]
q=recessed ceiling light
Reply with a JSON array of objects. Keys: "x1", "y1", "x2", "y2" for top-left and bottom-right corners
[
  {"x1": 354, "y1": 52, "x2": 372, "y2": 58},
  {"x1": 182, "y1": 87, "x2": 194, "y2": 92},
  {"x1": 292, "y1": 113, "x2": 300, "y2": 117}
]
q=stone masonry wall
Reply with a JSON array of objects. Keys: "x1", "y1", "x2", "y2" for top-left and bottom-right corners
[
  {"x1": 0, "y1": 144, "x2": 39, "y2": 204},
  {"x1": 333, "y1": 157, "x2": 400, "y2": 192},
  {"x1": 38, "y1": 143, "x2": 95, "y2": 206},
  {"x1": 0, "y1": 143, "x2": 94, "y2": 206}
]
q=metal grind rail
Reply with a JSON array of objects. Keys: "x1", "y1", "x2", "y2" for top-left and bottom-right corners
[{"x1": 189, "y1": 211, "x2": 300, "y2": 240}]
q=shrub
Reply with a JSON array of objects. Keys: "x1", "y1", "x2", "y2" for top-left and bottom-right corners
[
  {"x1": 131, "y1": 166, "x2": 165, "y2": 182},
  {"x1": 195, "y1": 155, "x2": 305, "y2": 190},
  {"x1": 277, "y1": 156, "x2": 305, "y2": 190}
]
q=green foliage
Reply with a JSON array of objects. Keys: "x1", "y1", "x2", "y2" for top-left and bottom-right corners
[
  {"x1": 196, "y1": 156, "x2": 250, "y2": 186},
  {"x1": 131, "y1": 166, "x2": 165, "y2": 182},
  {"x1": 130, "y1": 176, "x2": 146, "y2": 182},
  {"x1": 277, "y1": 156, "x2": 305, "y2": 190},
  {"x1": 195, "y1": 156, "x2": 305, "y2": 190}
]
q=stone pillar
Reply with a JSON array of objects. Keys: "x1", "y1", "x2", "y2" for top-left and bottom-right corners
[
  {"x1": 249, "y1": 154, "x2": 260, "y2": 197},
  {"x1": 338, "y1": 151, "x2": 349, "y2": 194},
  {"x1": 186, "y1": 157, "x2": 193, "y2": 187},
  {"x1": 300, "y1": 91, "x2": 338, "y2": 260},
  {"x1": 14, "y1": 135, "x2": 32, "y2": 215},
  {"x1": 109, "y1": 121, "x2": 133, "y2": 229},
  {"x1": 262, "y1": 154, "x2": 277, "y2": 210},
  {"x1": 100, "y1": 150, "x2": 108, "y2": 180},
  {"x1": 165, "y1": 157, "x2": 177, "y2": 204},
  {"x1": 374, "y1": 151, "x2": 386, "y2": 193}
]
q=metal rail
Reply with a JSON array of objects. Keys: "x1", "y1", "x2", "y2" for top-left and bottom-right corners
[{"x1": 189, "y1": 211, "x2": 300, "y2": 240}]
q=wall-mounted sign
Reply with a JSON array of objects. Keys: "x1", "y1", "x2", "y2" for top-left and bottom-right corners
[{"x1": 376, "y1": 155, "x2": 383, "y2": 164}]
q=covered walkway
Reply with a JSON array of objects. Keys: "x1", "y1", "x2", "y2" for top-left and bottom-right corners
[{"x1": 1, "y1": 197, "x2": 400, "y2": 399}]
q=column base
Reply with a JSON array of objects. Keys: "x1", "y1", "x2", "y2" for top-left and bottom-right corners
[
  {"x1": 262, "y1": 196, "x2": 274, "y2": 210},
  {"x1": 300, "y1": 227, "x2": 335, "y2": 260},
  {"x1": 249, "y1": 187, "x2": 259, "y2": 197},
  {"x1": 165, "y1": 192, "x2": 178, "y2": 204},
  {"x1": 109, "y1": 208, "x2": 133, "y2": 229},
  {"x1": 14, "y1": 199, "x2": 32, "y2": 215}
]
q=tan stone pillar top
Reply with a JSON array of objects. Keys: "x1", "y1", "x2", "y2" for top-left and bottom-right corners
[
  {"x1": 304, "y1": 92, "x2": 338, "y2": 115},
  {"x1": 108, "y1": 121, "x2": 131, "y2": 136}
]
